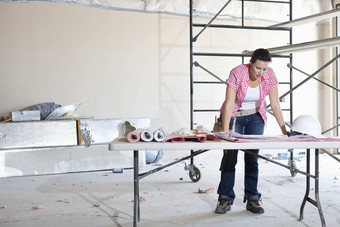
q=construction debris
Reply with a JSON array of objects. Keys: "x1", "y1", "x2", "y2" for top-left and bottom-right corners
[
  {"x1": 198, "y1": 187, "x2": 214, "y2": 193},
  {"x1": 32, "y1": 206, "x2": 46, "y2": 210}
]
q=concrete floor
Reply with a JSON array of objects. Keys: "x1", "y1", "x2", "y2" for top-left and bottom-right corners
[{"x1": 0, "y1": 149, "x2": 339, "y2": 227}]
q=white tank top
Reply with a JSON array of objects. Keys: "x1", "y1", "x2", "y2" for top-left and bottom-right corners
[{"x1": 240, "y1": 86, "x2": 261, "y2": 110}]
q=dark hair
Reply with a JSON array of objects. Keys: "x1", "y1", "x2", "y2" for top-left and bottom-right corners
[{"x1": 250, "y1": 48, "x2": 272, "y2": 63}]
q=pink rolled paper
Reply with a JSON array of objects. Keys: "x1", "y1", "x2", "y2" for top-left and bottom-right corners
[
  {"x1": 163, "y1": 132, "x2": 207, "y2": 142},
  {"x1": 196, "y1": 125, "x2": 220, "y2": 141},
  {"x1": 196, "y1": 134, "x2": 207, "y2": 143},
  {"x1": 196, "y1": 125, "x2": 210, "y2": 134},
  {"x1": 170, "y1": 137, "x2": 186, "y2": 142},
  {"x1": 127, "y1": 128, "x2": 144, "y2": 143}
]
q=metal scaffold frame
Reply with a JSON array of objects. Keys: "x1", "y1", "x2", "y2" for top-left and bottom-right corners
[
  {"x1": 190, "y1": 0, "x2": 293, "y2": 129},
  {"x1": 189, "y1": 0, "x2": 340, "y2": 166},
  {"x1": 189, "y1": 0, "x2": 294, "y2": 167}
]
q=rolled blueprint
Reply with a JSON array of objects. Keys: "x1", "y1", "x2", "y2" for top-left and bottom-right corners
[
  {"x1": 154, "y1": 128, "x2": 167, "y2": 142},
  {"x1": 196, "y1": 134, "x2": 207, "y2": 143},
  {"x1": 196, "y1": 125, "x2": 210, "y2": 134},
  {"x1": 163, "y1": 126, "x2": 219, "y2": 143},
  {"x1": 141, "y1": 128, "x2": 154, "y2": 142},
  {"x1": 127, "y1": 128, "x2": 144, "y2": 143},
  {"x1": 169, "y1": 136, "x2": 185, "y2": 142},
  {"x1": 196, "y1": 125, "x2": 220, "y2": 141}
]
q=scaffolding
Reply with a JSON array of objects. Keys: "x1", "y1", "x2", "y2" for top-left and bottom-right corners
[
  {"x1": 189, "y1": 0, "x2": 340, "y2": 173},
  {"x1": 189, "y1": 0, "x2": 293, "y2": 133},
  {"x1": 190, "y1": 0, "x2": 340, "y2": 142}
]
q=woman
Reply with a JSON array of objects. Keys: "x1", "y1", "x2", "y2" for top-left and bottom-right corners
[{"x1": 215, "y1": 48, "x2": 288, "y2": 214}]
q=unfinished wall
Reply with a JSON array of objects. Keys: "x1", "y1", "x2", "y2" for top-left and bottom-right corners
[{"x1": 0, "y1": 0, "x2": 336, "y2": 136}]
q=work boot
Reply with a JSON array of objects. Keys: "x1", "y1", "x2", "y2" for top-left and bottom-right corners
[
  {"x1": 246, "y1": 195, "x2": 264, "y2": 214},
  {"x1": 215, "y1": 195, "x2": 233, "y2": 214}
]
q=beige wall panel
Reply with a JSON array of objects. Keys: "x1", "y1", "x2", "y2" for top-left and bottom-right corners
[{"x1": 0, "y1": 1, "x2": 337, "y2": 137}]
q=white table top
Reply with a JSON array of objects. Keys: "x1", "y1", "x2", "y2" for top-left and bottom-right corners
[{"x1": 109, "y1": 137, "x2": 340, "y2": 151}]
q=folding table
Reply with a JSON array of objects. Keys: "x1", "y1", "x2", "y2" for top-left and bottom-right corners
[{"x1": 109, "y1": 139, "x2": 340, "y2": 227}]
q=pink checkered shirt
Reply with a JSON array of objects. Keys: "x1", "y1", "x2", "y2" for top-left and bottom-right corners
[{"x1": 220, "y1": 64, "x2": 278, "y2": 125}]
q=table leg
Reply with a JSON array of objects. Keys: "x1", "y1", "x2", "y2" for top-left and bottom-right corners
[
  {"x1": 133, "y1": 150, "x2": 140, "y2": 227},
  {"x1": 299, "y1": 149, "x2": 310, "y2": 221},
  {"x1": 299, "y1": 149, "x2": 326, "y2": 227},
  {"x1": 315, "y1": 149, "x2": 326, "y2": 227}
]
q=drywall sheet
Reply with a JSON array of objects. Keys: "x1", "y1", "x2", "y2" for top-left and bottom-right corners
[
  {"x1": 77, "y1": 117, "x2": 151, "y2": 145},
  {"x1": 0, "y1": 120, "x2": 77, "y2": 149}
]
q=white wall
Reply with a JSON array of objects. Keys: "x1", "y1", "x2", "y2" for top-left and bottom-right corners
[
  {"x1": 0, "y1": 1, "x2": 337, "y2": 136},
  {"x1": 0, "y1": 2, "x2": 188, "y2": 132}
]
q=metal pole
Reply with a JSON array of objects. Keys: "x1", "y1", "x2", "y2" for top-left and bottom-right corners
[
  {"x1": 133, "y1": 150, "x2": 139, "y2": 227},
  {"x1": 299, "y1": 149, "x2": 310, "y2": 221},
  {"x1": 269, "y1": 8, "x2": 340, "y2": 28},
  {"x1": 242, "y1": 0, "x2": 245, "y2": 27},
  {"x1": 281, "y1": 53, "x2": 340, "y2": 99},
  {"x1": 193, "y1": 0, "x2": 232, "y2": 42},
  {"x1": 193, "y1": 61, "x2": 225, "y2": 82},
  {"x1": 139, "y1": 149, "x2": 209, "y2": 180},
  {"x1": 267, "y1": 37, "x2": 340, "y2": 54},
  {"x1": 189, "y1": 0, "x2": 194, "y2": 166},
  {"x1": 321, "y1": 148, "x2": 340, "y2": 162},
  {"x1": 267, "y1": 53, "x2": 340, "y2": 109},
  {"x1": 322, "y1": 123, "x2": 340, "y2": 134},
  {"x1": 315, "y1": 149, "x2": 326, "y2": 227},
  {"x1": 189, "y1": 0, "x2": 194, "y2": 131},
  {"x1": 288, "y1": 64, "x2": 340, "y2": 92},
  {"x1": 289, "y1": 0, "x2": 293, "y2": 124},
  {"x1": 241, "y1": 149, "x2": 314, "y2": 178}
]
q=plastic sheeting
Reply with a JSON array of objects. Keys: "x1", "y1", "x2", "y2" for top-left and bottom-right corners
[{"x1": 3, "y1": 0, "x2": 295, "y2": 22}]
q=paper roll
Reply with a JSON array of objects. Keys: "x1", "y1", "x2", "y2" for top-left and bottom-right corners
[
  {"x1": 154, "y1": 128, "x2": 167, "y2": 142},
  {"x1": 170, "y1": 137, "x2": 185, "y2": 142},
  {"x1": 127, "y1": 128, "x2": 143, "y2": 143},
  {"x1": 196, "y1": 125, "x2": 210, "y2": 134},
  {"x1": 141, "y1": 128, "x2": 154, "y2": 142},
  {"x1": 196, "y1": 135, "x2": 207, "y2": 143}
]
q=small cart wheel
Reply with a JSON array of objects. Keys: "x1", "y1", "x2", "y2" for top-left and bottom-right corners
[
  {"x1": 288, "y1": 159, "x2": 297, "y2": 177},
  {"x1": 189, "y1": 166, "x2": 201, "y2": 182}
]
